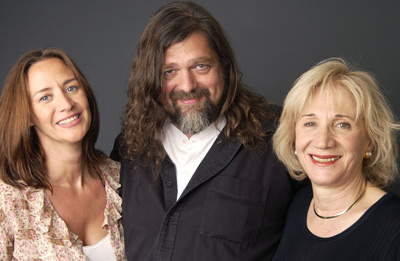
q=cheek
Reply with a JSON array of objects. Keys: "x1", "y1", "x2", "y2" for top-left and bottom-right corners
[
  {"x1": 80, "y1": 93, "x2": 90, "y2": 106},
  {"x1": 294, "y1": 128, "x2": 304, "y2": 151},
  {"x1": 209, "y1": 76, "x2": 225, "y2": 102},
  {"x1": 161, "y1": 82, "x2": 173, "y2": 101},
  {"x1": 295, "y1": 136, "x2": 305, "y2": 151},
  {"x1": 160, "y1": 91, "x2": 172, "y2": 107},
  {"x1": 78, "y1": 94, "x2": 91, "y2": 114},
  {"x1": 348, "y1": 141, "x2": 367, "y2": 161},
  {"x1": 159, "y1": 91, "x2": 175, "y2": 114},
  {"x1": 216, "y1": 84, "x2": 224, "y2": 100},
  {"x1": 30, "y1": 108, "x2": 48, "y2": 127}
]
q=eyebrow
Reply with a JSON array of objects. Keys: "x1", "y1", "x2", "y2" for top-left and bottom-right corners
[
  {"x1": 334, "y1": 114, "x2": 354, "y2": 120},
  {"x1": 335, "y1": 114, "x2": 350, "y2": 118},
  {"x1": 193, "y1": 57, "x2": 215, "y2": 64},
  {"x1": 300, "y1": 113, "x2": 353, "y2": 119},
  {"x1": 300, "y1": 113, "x2": 315, "y2": 117},
  {"x1": 32, "y1": 78, "x2": 77, "y2": 98},
  {"x1": 163, "y1": 56, "x2": 215, "y2": 69}
]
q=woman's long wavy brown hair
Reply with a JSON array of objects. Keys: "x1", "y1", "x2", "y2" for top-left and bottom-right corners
[
  {"x1": 0, "y1": 48, "x2": 106, "y2": 190},
  {"x1": 121, "y1": 1, "x2": 277, "y2": 174}
]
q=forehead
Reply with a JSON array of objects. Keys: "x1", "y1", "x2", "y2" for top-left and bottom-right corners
[
  {"x1": 302, "y1": 86, "x2": 358, "y2": 114},
  {"x1": 164, "y1": 32, "x2": 217, "y2": 64},
  {"x1": 28, "y1": 58, "x2": 73, "y2": 77},
  {"x1": 28, "y1": 58, "x2": 74, "y2": 81}
]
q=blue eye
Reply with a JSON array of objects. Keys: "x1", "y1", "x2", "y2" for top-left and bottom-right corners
[
  {"x1": 337, "y1": 122, "x2": 351, "y2": 128},
  {"x1": 39, "y1": 95, "x2": 50, "y2": 102},
  {"x1": 66, "y1": 86, "x2": 78, "y2": 92},
  {"x1": 163, "y1": 69, "x2": 175, "y2": 80},
  {"x1": 164, "y1": 69, "x2": 174, "y2": 75},
  {"x1": 196, "y1": 64, "x2": 209, "y2": 70}
]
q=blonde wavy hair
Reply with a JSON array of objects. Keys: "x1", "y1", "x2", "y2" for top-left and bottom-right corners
[{"x1": 273, "y1": 58, "x2": 400, "y2": 187}]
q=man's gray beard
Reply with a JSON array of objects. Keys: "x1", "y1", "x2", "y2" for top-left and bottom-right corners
[{"x1": 170, "y1": 97, "x2": 219, "y2": 136}]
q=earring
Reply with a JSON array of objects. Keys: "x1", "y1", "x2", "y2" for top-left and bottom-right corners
[
  {"x1": 294, "y1": 150, "x2": 297, "y2": 156},
  {"x1": 365, "y1": 151, "x2": 372, "y2": 158}
]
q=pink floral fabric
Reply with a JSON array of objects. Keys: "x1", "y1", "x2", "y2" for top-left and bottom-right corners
[{"x1": 0, "y1": 158, "x2": 126, "y2": 260}]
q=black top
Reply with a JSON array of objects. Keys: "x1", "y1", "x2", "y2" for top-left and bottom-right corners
[
  {"x1": 111, "y1": 116, "x2": 299, "y2": 260},
  {"x1": 273, "y1": 185, "x2": 400, "y2": 260}
]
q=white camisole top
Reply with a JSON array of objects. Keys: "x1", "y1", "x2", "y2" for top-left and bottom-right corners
[{"x1": 82, "y1": 234, "x2": 116, "y2": 261}]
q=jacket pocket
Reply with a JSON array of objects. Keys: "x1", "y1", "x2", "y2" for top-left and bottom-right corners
[{"x1": 199, "y1": 175, "x2": 269, "y2": 246}]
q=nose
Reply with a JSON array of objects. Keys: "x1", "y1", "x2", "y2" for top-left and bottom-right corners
[
  {"x1": 56, "y1": 92, "x2": 74, "y2": 112},
  {"x1": 313, "y1": 126, "x2": 335, "y2": 149},
  {"x1": 179, "y1": 70, "x2": 196, "y2": 92}
]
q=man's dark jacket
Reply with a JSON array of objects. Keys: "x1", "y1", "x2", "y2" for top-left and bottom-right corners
[{"x1": 111, "y1": 110, "x2": 297, "y2": 260}]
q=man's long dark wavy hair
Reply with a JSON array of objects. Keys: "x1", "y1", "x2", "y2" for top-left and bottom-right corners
[{"x1": 121, "y1": 1, "x2": 277, "y2": 174}]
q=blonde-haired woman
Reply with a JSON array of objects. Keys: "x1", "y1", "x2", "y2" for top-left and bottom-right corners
[{"x1": 273, "y1": 58, "x2": 400, "y2": 260}]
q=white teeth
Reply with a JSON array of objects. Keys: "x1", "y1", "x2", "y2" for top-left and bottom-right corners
[
  {"x1": 58, "y1": 115, "x2": 78, "y2": 125},
  {"x1": 311, "y1": 155, "x2": 340, "y2": 163}
]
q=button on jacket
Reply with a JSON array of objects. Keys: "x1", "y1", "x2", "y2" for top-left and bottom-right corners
[{"x1": 111, "y1": 118, "x2": 297, "y2": 260}]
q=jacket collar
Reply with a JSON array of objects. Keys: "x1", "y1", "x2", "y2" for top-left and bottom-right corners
[{"x1": 179, "y1": 131, "x2": 242, "y2": 199}]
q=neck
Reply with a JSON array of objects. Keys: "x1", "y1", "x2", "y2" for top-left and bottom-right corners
[
  {"x1": 41, "y1": 141, "x2": 86, "y2": 188},
  {"x1": 312, "y1": 176, "x2": 367, "y2": 217}
]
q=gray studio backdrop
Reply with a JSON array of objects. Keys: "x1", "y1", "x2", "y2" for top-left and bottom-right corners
[{"x1": 1, "y1": 0, "x2": 399, "y2": 193}]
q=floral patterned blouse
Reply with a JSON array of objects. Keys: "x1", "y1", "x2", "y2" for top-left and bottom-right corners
[{"x1": 0, "y1": 158, "x2": 126, "y2": 260}]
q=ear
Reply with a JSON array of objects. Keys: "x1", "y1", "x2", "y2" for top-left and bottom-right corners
[{"x1": 366, "y1": 138, "x2": 374, "y2": 153}]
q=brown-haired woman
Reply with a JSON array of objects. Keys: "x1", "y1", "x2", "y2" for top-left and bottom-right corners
[{"x1": 0, "y1": 48, "x2": 125, "y2": 260}]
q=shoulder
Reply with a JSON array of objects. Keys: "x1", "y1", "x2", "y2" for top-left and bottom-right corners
[
  {"x1": 265, "y1": 102, "x2": 283, "y2": 116},
  {"x1": 360, "y1": 193, "x2": 400, "y2": 239},
  {"x1": 374, "y1": 193, "x2": 400, "y2": 219},
  {"x1": 0, "y1": 181, "x2": 43, "y2": 224},
  {"x1": 365, "y1": 193, "x2": 400, "y2": 257},
  {"x1": 110, "y1": 133, "x2": 123, "y2": 162},
  {"x1": 0, "y1": 180, "x2": 26, "y2": 206},
  {"x1": 99, "y1": 157, "x2": 121, "y2": 190},
  {"x1": 261, "y1": 103, "x2": 282, "y2": 133},
  {"x1": 373, "y1": 193, "x2": 400, "y2": 212},
  {"x1": 288, "y1": 184, "x2": 313, "y2": 211}
]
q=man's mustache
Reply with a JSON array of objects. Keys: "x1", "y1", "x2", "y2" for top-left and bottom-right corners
[{"x1": 169, "y1": 88, "x2": 210, "y2": 102}]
